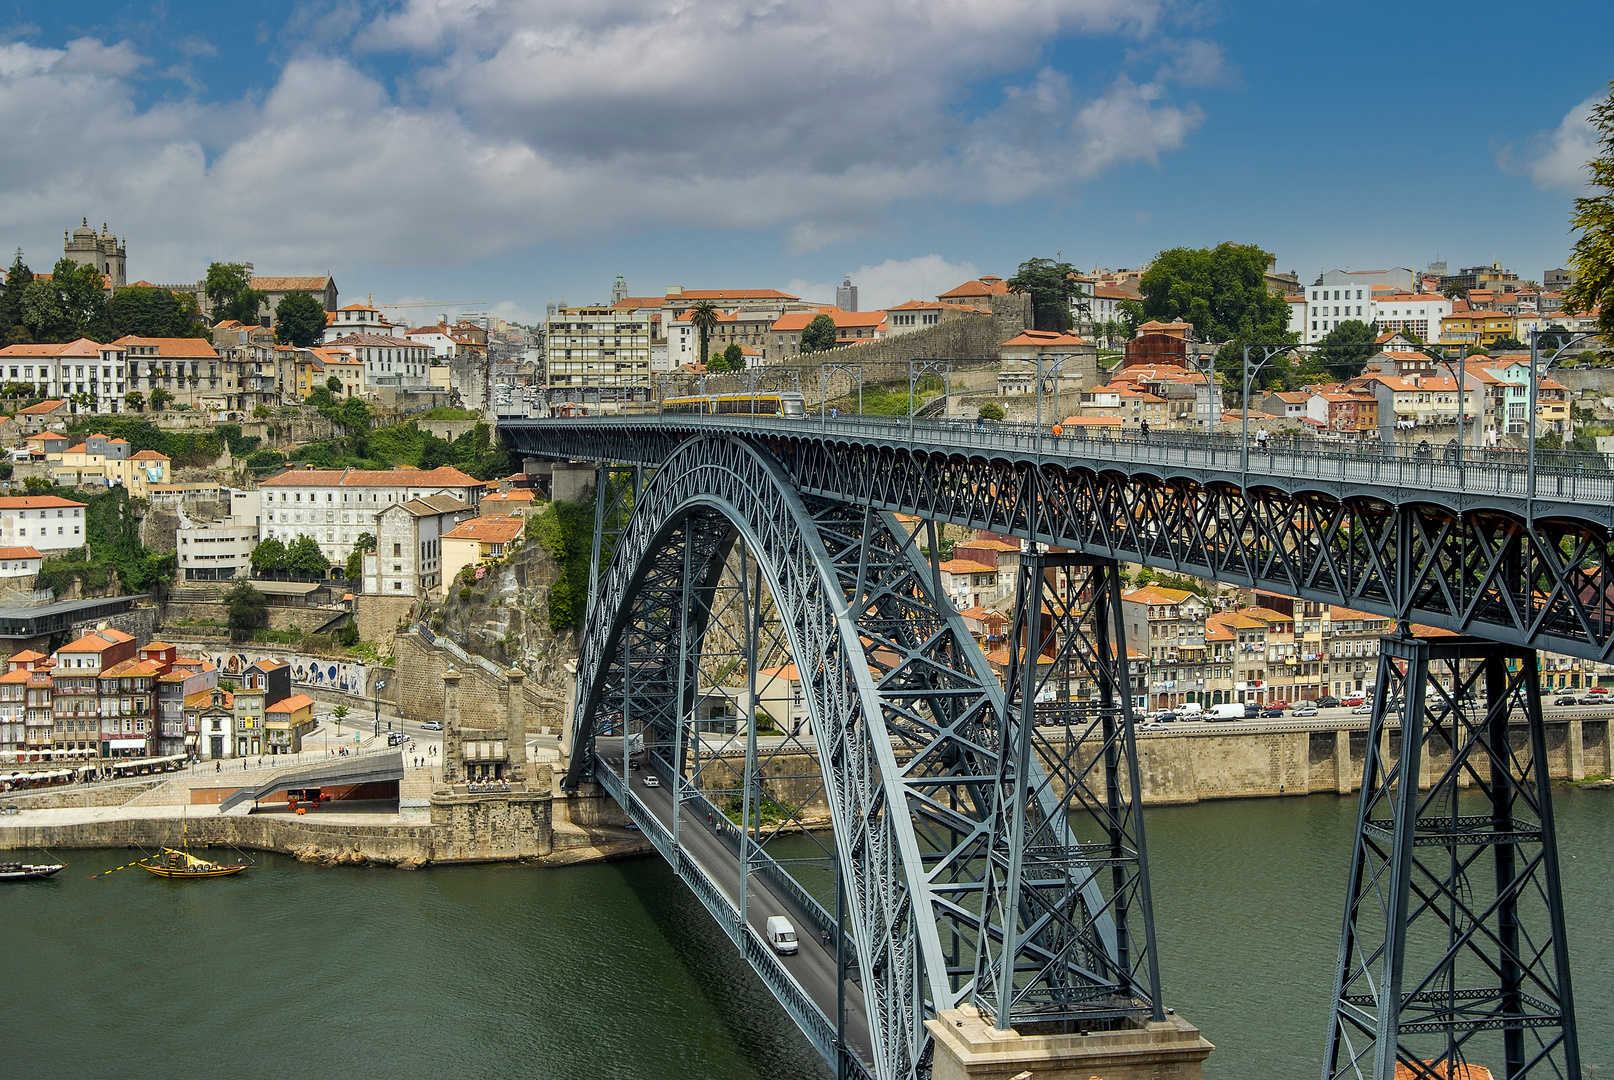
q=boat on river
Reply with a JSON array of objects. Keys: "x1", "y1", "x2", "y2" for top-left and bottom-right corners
[
  {"x1": 0, "y1": 861, "x2": 64, "y2": 881},
  {"x1": 140, "y1": 848, "x2": 247, "y2": 879}
]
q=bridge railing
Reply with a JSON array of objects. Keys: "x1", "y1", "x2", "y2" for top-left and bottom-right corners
[{"x1": 515, "y1": 413, "x2": 1614, "y2": 507}]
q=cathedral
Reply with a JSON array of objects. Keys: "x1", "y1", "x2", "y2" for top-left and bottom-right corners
[{"x1": 63, "y1": 218, "x2": 127, "y2": 289}]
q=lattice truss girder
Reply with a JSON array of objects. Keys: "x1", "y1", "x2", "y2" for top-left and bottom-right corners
[
  {"x1": 974, "y1": 552, "x2": 1163, "y2": 1027},
  {"x1": 783, "y1": 444, "x2": 1614, "y2": 660},
  {"x1": 565, "y1": 436, "x2": 1143, "y2": 1080},
  {"x1": 1325, "y1": 636, "x2": 1580, "y2": 1080}
]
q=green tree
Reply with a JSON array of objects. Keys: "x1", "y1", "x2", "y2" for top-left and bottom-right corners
[
  {"x1": 225, "y1": 579, "x2": 268, "y2": 641},
  {"x1": 149, "y1": 386, "x2": 173, "y2": 411},
  {"x1": 1441, "y1": 282, "x2": 1469, "y2": 300},
  {"x1": 20, "y1": 258, "x2": 112, "y2": 343},
  {"x1": 0, "y1": 250, "x2": 33, "y2": 344},
  {"x1": 344, "y1": 532, "x2": 376, "y2": 581},
  {"x1": 1490, "y1": 336, "x2": 1527, "y2": 352},
  {"x1": 977, "y1": 400, "x2": 1005, "y2": 421},
  {"x1": 123, "y1": 390, "x2": 144, "y2": 413},
  {"x1": 109, "y1": 285, "x2": 204, "y2": 338},
  {"x1": 205, "y1": 262, "x2": 267, "y2": 325},
  {"x1": 799, "y1": 313, "x2": 838, "y2": 354},
  {"x1": 1567, "y1": 79, "x2": 1614, "y2": 342},
  {"x1": 1307, "y1": 319, "x2": 1379, "y2": 379},
  {"x1": 1006, "y1": 256, "x2": 1080, "y2": 331},
  {"x1": 249, "y1": 537, "x2": 287, "y2": 574},
  {"x1": 1138, "y1": 243, "x2": 1291, "y2": 344},
  {"x1": 275, "y1": 291, "x2": 327, "y2": 347},
  {"x1": 325, "y1": 375, "x2": 343, "y2": 393},
  {"x1": 285, "y1": 534, "x2": 330, "y2": 576},
  {"x1": 332, "y1": 704, "x2": 350, "y2": 722},
  {"x1": 687, "y1": 300, "x2": 719, "y2": 367},
  {"x1": 1117, "y1": 299, "x2": 1145, "y2": 337},
  {"x1": 705, "y1": 342, "x2": 744, "y2": 373}
]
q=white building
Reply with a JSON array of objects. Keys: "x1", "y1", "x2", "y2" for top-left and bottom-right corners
[
  {"x1": 0, "y1": 496, "x2": 86, "y2": 553},
  {"x1": 258, "y1": 466, "x2": 484, "y2": 567},
  {"x1": 0, "y1": 339, "x2": 129, "y2": 413},
  {"x1": 546, "y1": 306, "x2": 654, "y2": 394},
  {"x1": 325, "y1": 333, "x2": 433, "y2": 388},
  {"x1": 0, "y1": 546, "x2": 42, "y2": 577},
  {"x1": 362, "y1": 495, "x2": 473, "y2": 597},
  {"x1": 323, "y1": 303, "x2": 399, "y2": 342},
  {"x1": 1370, "y1": 293, "x2": 1452, "y2": 344}
]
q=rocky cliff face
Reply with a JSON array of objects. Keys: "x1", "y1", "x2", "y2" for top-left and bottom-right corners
[{"x1": 428, "y1": 532, "x2": 578, "y2": 700}]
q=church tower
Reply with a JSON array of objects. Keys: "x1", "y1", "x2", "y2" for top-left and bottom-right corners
[{"x1": 62, "y1": 219, "x2": 126, "y2": 290}]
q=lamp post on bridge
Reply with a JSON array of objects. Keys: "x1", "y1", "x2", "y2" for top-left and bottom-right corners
[
  {"x1": 1240, "y1": 343, "x2": 1304, "y2": 476},
  {"x1": 1527, "y1": 328, "x2": 1599, "y2": 528},
  {"x1": 1425, "y1": 345, "x2": 1472, "y2": 457},
  {"x1": 819, "y1": 362, "x2": 862, "y2": 427},
  {"x1": 372, "y1": 679, "x2": 386, "y2": 737},
  {"x1": 1033, "y1": 352, "x2": 1069, "y2": 456},
  {"x1": 908, "y1": 358, "x2": 951, "y2": 423}
]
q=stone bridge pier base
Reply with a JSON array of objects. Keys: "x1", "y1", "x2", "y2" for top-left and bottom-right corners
[{"x1": 927, "y1": 1006, "x2": 1213, "y2": 1080}]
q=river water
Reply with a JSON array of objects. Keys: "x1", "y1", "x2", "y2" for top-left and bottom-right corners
[{"x1": 3, "y1": 790, "x2": 1608, "y2": 1080}]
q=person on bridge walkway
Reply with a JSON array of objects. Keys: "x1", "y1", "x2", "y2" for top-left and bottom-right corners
[
  {"x1": 1255, "y1": 426, "x2": 1269, "y2": 450},
  {"x1": 1140, "y1": 419, "x2": 1150, "y2": 438}
]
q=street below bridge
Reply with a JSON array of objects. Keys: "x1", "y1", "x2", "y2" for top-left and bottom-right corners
[{"x1": 597, "y1": 746, "x2": 874, "y2": 1070}]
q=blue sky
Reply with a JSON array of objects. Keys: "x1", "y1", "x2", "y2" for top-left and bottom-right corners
[{"x1": 1, "y1": 1, "x2": 1608, "y2": 323}]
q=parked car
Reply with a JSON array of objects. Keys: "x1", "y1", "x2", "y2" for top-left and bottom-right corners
[
  {"x1": 1155, "y1": 712, "x2": 1179, "y2": 724},
  {"x1": 1210, "y1": 702, "x2": 1248, "y2": 721},
  {"x1": 387, "y1": 731, "x2": 407, "y2": 746},
  {"x1": 1555, "y1": 696, "x2": 1580, "y2": 707},
  {"x1": 1292, "y1": 704, "x2": 1319, "y2": 717},
  {"x1": 1581, "y1": 696, "x2": 1602, "y2": 706},
  {"x1": 1589, "y1": 686, "x2": 1609, "y2": 695},
  {"x1": 1352, "y1": 703, "x2": 1373, "y2": 714},
  {"x1": 1176, "y1": 702, "x2": 1205, "y2": 719},
  {"x1": 1268, "y1": 700, "x2": 1289, "y2": 710},
  {"x1": 420, "y1": 720, "x2": 444, "y2": 731},
  {"x1": 1341, "y1": 696, "x2": 1366, "y2": 707},
  {"x1": 1317, "y1": 696, "x2": 1341, "y2": 708},
  {"x1": 1262, "y1": 707, "x2": 1285, "y2": 718},
  {"x1": 1244, "y1": 703, "x2": 1262, "y2": 718}
]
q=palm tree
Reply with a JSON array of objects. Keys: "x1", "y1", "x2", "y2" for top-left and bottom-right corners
[{"x1": 688, "y1": 300, "x2": 719, "y2": 368}]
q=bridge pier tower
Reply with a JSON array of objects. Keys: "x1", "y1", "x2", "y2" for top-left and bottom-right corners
[{"x1": 1326, "y1": 634, "x2": 1580, "y2": 1080}]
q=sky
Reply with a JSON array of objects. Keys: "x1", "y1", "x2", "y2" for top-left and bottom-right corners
[{"x1": 0, "y1": 0, "x2": 1609, "y2": 324}]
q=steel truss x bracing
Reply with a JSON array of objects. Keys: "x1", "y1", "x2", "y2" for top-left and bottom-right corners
[
  {"x1": 1325, "y1": 635, "x2": 1580, "y2": 1080},
  {"x1": 565, "y1": 436, "x2": 1141, "y2": 1080},
  {"x1": 975, "y1": 552, "x2": 1163, "y2": 1029},
  {"x1": 777, "y1": 445, "x2": 1614, "y2": 663}
]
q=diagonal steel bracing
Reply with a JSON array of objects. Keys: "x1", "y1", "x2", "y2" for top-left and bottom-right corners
[
  {"x1": 1325, "y1": 635, "x2": 1580, "y2": 1080},
  {"x1": 565, "y1": 436, "x2": 1148, "y2": 1080}
]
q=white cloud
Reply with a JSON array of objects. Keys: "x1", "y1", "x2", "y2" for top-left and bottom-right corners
[
  {"x1": 786, "y1": 255, "x2": 982, "y2": 311},
  {"x1": 1498, "y1": 95, "x2": 1600, "y2": 193},
  {"x1": 0, "y1": 2, "x2": 1213, "y2": 283}
]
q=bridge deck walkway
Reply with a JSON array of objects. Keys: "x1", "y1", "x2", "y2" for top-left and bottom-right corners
[{"x1": 598, "y1": 748, "x2": 874, "y2": 1071}]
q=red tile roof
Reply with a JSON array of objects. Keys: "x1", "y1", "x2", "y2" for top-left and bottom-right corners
[
  {"x1": 16, "y1": 399, "x2": 68, "y2": 415},
  {"x1": 261, "y1": 466, "x2": 480, "y2": 488}
]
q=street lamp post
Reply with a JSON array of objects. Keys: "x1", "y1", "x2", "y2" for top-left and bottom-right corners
[
  {"x1": 1034, "y1": 353, "x2": 1069, "y2": 454},
  {"x1": 908, "y1": 358, "x2": 951, "y2": 422},
  {"x1": 1527, "y1": 329, "x2": 1599, "y2": 526},
  {"x1": 1427, "y1": 346, "x2": 1471, "y2": 457},
  {"x1": 373, "y1": 679, "x2": 386, "y2": 737},
  {"x1": 1240, "y1": 343, "x2": 1303, "y2": 476},
  {"x1": 819, "y1": 362, "x2": 862, "y2": 426}
]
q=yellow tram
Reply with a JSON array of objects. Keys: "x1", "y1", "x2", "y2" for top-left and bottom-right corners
[{"x1": 663, "y1": 392, "x2": 810, "y2": 419}]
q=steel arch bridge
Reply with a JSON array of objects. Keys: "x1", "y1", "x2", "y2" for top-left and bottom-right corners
[
  {"x1": 568, "y1": 435, "x2": 1159, "y2": 1080},
  {"x1": 506, "y1": 414, "x2": 1588, "y2": 1080}
]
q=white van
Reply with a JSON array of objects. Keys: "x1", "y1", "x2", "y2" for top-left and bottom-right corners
[
  {"x1": 766, "y1": 916, "x2": 799, "y2": 955},
  {"x1": 1176, "y1": 703, "x2": 1204, "y2": 719},
  {"x1": 1209, "y1": 702, "x2": 1247, "y2": 721}
]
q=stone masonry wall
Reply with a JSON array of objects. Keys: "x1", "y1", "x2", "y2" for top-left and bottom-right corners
[{"x1": 393, "y1": 630, "x2": 507, "y2": 728}]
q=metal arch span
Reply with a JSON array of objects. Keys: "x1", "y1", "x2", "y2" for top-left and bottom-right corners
[{"x1": 567, "y1": 435, "x2": 1156, "y2": 1080}]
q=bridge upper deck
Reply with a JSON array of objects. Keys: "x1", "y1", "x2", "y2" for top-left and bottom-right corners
[{"x1": 500, "y1": 414, "x2": 1614, "y2": 528}]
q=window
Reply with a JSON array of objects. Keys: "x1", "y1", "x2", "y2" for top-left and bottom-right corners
[{"x1": 393, "y1": 543, "x2": 402, "y2": 556}]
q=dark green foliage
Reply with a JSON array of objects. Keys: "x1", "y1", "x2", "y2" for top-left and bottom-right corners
[
  {"x1": 20, "y1": 258, "x2": 112, "y2": 343},
  {"x1": 62, "y1": 416, "x2": 225, "y2": 468},
  {"x1": 109, "y1": 285, "x2": 207, "y2": 338},
  {"x1": 531, "y1": 496, "x2": 612, "y2": 632},
  {"x1": 688, "y1": 299, "x2": 719, "y2": 366},
  {"x1": 245, "y1": 449, "x2": 285, "y2": 474},
  {"x1": 225, "y1": 580, "x2": 269, "y2": 641},
  {"x1": 1006, "y1": 256, "x2": 1081, "y2": 331},
  {"x1": 0, "y1": 250, "x2": 34, "y2": 344},
  {"x1": 205, "y1": 262, "x2": 267, "y2": 325},
  {"x1": 1139, "y1": 243, "x2": 1291, "y2": 345},
  {"x1": 708, "y1": 342, "x2": 744, "y2": 373},
  {"x1": 344, "y1": 532, "x2": 375, "y2": 581},
  {"x1": 34, "y1": 487, "x2": 175, "y2": 597},
  {"x1": 1490, "y1": 336, "x2": 1527, "y2": 352},
  {"x1": 334, "y1": 620, "x2": 360, "y2": 647},
  {"x1": 285, "y1": 417, "x2": 509, "y2": 481},
  {"x1": 977, "y1": 401, "x2": 1005, "y2": 421},
  {"x1": 275, "y1": 292, "x2": 327, "y2": 347},
  {"x1": 1304, "y1": 319, "x2": 1379, "y2": 379},
  {"x1": 285, "y1": 534, "x2": 329, "y2": 576},
  {"x1": 800, "y1": 313, "x2": 838, "y2": 354},
  {"x1": 250, "y1": 538, "x2": 287, "y2": 573},
  {"x1": 1567, "y1": 84, "x2": 1614, "y2": 340},
  {"x1": 213, "y1": 423, "x2": 260, "y2": 458},
  {"x1": 149, "y1": 387, "x2": 173, "y2": 411}
]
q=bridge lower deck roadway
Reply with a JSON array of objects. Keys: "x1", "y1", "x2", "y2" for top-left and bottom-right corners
[{"x1": 597, "y1": 748, "x2": 874, "y2": 1067}]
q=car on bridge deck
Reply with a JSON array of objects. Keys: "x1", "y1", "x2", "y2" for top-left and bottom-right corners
[
  {"x1": 766, "y1": 916, "x2": 799, "y2": 955},
  {"x1": 1291, "y1": 704, "x2": 1319, "y2": 717},
  {"x1": 642, "y1": 774, "x2": 660, "y2": 787},
  {"x1": 1341, "y1": 696, "x2": 1366, "y2": 707}
]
